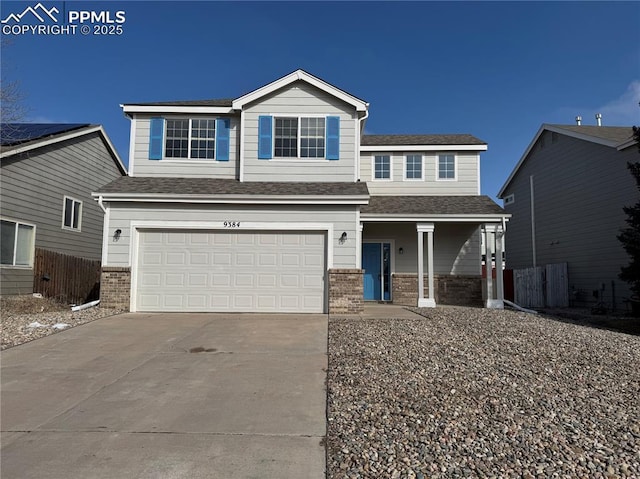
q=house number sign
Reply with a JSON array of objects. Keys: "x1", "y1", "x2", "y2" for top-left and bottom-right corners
[{"x1": 223, "y1": 221, "x2": 241, "y2": 228}]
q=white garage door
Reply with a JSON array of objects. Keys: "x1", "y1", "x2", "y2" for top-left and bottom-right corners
[{"x1": 135, "y1": 230, "x2": 326, "y2": 313}]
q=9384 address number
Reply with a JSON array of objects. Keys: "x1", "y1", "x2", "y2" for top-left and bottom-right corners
[{"x1": 223, "y1": 221, "x2": 241, "y2": 228}]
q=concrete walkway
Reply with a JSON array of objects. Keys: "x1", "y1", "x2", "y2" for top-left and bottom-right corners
[{"x1": 1, "y1": 313, "x2": 327, "y2": 478}]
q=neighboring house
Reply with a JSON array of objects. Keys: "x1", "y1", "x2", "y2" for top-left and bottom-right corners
[
  {"x1": 0, "y1": 123, "x2": 126, "y2": 296},
  {"x1": 498, "y1": 122, "x2": 638, "y2": 310},
  {"x1": 95, "y1": 70, "x2": 509, "y2": 314}
]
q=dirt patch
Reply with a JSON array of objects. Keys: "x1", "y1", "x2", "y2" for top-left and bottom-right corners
[{"x1": 1, "y1": 295, "x2": 69, "y2": 315}]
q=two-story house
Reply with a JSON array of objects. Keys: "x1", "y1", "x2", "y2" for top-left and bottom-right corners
[{"x1": 94, "y1": 70, "x2": 509, "y2": 314}]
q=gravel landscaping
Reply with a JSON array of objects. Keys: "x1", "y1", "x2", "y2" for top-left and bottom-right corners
[
  {"x1": 1, "y1": 296, "x2": 123, "y2": 350},
  {"x1": 327, "y1": 307, "x2": 640, "y2": 478}
]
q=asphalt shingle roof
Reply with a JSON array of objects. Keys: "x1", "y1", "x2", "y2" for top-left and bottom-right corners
[
  {"x1": 96, "y1": 177, "x2": 369, "y2": 197},
  {"x1": 362, "y1": 134, "x2": 486, "y2": 146},
  {"x1": 547, "y1": 125, "x2": 634, "y2": 145},
  {"x1": 125, "y1": 99, "x2": 234, "y2": 107},
  {"x1": 361, "y1": 195, "x2": 505, "y2": 216}
]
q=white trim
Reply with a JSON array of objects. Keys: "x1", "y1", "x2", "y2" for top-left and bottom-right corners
[
  {"x1": 361, "y1": 144, "x2": 487, "y2": 152},
  {"x1": 476, "y1": 153, "x2": 481, "y2": 194},
  {"x1": 371, "y1": 154, "x2": 393, "y2": 181},
  {"x1": 61, "y1": 196, "x2": 83, "y2": 232},
  {"x1": 128, "y1": 118, "x2": 136, "y2": 177},
  {"x1": 436, "y1": 153, "x2": 457, "y2": 181},
  {"x1": 122, "y1": 105, "x2": 233, "y2": 115},
  {"x1": 239, "y1": 109, "x2": 245, "y2": 182},
  {"x1": 361, "y1": 214, "x2": 510, "y2": 223},
  {"x1": 91, "y1": 193, "x2": 369, "y2": 205},
  {"x1": 101, "y1": 205, "x2": 110, "y2": 265},
  {"x1": 354, "y1": 117, "x2": 359, "y2": 182},
  {"x1": 232, "y1": 69, "x2": 368, "y2": 112},
  {"x1": 403, "y1": 153, "x2": 424, "y2": 181},
  {"x1": 418, "y1": 298, "x2": 436, "y2": 308},
  {"x1": 0, "y1": 216, "x2": 36, "y2": 268},
  {"x1": 0, "y1": 125, "x2": 127, "y2": 174},
  {"x1": 356, "y1": 213, "x2": 363, "y2": 269},
  {"x1": 128, "y1": 221, "x2": 334, "y2": 312}
]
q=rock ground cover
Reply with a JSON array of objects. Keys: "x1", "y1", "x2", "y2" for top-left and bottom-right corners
[
  {"x1": 327, "y1": 307, "x2": 640, "y2": 478},
  {"x1": 1, "y1": 296, "x2": 123, "y2": 350}
]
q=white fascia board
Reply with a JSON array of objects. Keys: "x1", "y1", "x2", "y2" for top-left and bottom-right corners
[
  {"x1": 360, "y1": 214, "x2": 511, "y2": 223},
  {"x1": 360, "y1": 144, "x2": 488, "y2": 152},
  {"x1": 0, "y1": 125, "x2": 127, "y2": 175},
  {"x1": 91, "y1": 193, "x2": 370, "y2": 205},
  {"x1": 121, "y1": 105, "x2": 234, "y2": 115},
  {"x1": 232, "y1": 69, "x2": 368, "y2": 112}
]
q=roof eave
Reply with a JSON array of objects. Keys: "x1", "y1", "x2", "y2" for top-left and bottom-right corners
[
  {"x1": 360, "y1": 213, "x2": 510, "y2": 222},
  {"x1": 360, "y1": 144, "x2": 487, "y2": 152},
  {"x1": 92, "y1": 192, "x2": 370, "y2": 205},
  {"x1": 121, "y1": 104, "x2": 235, "y2": 116}
]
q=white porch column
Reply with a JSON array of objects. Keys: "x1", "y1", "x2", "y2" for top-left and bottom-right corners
[
  {"x1": 483, "y1": 224, "x2": 504, "y2": 309},
  {"x1": 417, "y1": 223, "x2": 436, "y2": 308},
  {"x1": 495, "y1": 225, "x2": 504, "y2": 305}
]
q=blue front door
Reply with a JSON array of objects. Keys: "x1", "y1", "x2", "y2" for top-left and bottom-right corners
[{"x1": 363, "y1": 243, "x2": 381, "y2": 300}]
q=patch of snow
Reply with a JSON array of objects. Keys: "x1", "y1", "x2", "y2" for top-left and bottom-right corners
[
  {"x1": 27, "y1": 321, "x2": 47, "y2": 328},
  {"x1": 52, "y1": 323, "x2": 70, "y2": 330}
]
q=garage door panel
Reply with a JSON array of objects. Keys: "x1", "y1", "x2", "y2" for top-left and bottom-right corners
[{"x1": 136, "y1": 230, "x2": 325, "y2": 313}]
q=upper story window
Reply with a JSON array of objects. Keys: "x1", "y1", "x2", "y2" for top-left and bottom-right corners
[
  {"x1": 405, "y1": 154, "x2": 423, "y2": 180},
  {"x1": 62, "y1": 196, "x2": 82, "y2": 231},
  {"x1": 437, "y1": 154, "x2": 456, "y2": 180},
  {"x1": 165, "y1": 119, "x2": 215, "y2": 159},
  {"x1": 504, "y1": 194, "x2": 515, "y2": 206},
  {"x1": 1, "y1": 219, "x2": 35, "y2": 267},
  {"x1": 374, "y1": 155, "x2": 391, "y2": 180},
  {"x1": 258, "y1": 115, "x2": 339, "y2": 161},
  {"x1": 274, "y1": 117, "x2": 325, "y2": 158},
  {"x1": 149, "y1": 117, "x2": 230, "y2": 162}
]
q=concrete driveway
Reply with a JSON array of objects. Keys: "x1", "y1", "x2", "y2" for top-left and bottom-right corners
[{"x1": 1, "y1": 312, "x2": 327, "y2": 478}]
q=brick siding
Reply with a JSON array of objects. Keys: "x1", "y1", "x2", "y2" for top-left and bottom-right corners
[
  {"x1": 392, "y1": 273, "x2": 482, "y2": 307},
  {"x1": 328, "y1": 268, "x2": 364, "y2": 315},
  {"x1": 100, "y1": 267, "x2": 131, "y2": 311}
]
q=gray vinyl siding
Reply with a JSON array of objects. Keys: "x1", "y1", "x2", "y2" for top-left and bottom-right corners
[
  {"x1": 502, "y1": 131, "x2": 638, "y2": 302},
  {"x1": 0, "y1": 133, "x2": 123, "y2": 294},
  {"x1": 131, "y1": 114, "x2": 239, "y2": 178},
  {"x1": 104, "y1": 203, "x2": 358, "y2": 269},
  {"x1": 363, "y1": 222, "x2": 481, "y2": 275},
  {"x1": 0, "y1": 268, "x2": 33, "y2": 296},
  {"x1": 242, "y1": 81, "x2": 357, "y2": 182},
  {"x1": 361, "y1": 152, "x2": 479, "y2": 195}
]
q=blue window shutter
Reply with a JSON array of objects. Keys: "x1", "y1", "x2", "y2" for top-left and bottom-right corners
[
  {"x1": 216, "y1": 118, "x2": 230, "y2": 161},
  {"x1": 149, "y1": 117, "x2": 164, "y2": 160},
  {"x1": 258, "y1": 115, "x2": 272, "y2": 159},
  {"x1": 326, "y1": 116, "x2": 340, "y2": 160}
]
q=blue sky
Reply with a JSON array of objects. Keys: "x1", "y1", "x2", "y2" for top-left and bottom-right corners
[{"x1": 2, "y1": 1, "x2": 639, "y2": 200}]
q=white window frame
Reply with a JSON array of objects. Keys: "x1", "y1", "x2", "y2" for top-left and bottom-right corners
[
  {"x1": 0, "y1": 217, "x2": 36, "y2": 268},
  {"x1": 504, "y1": 194, "x2": 515, "y2": 206},
  {"x1": 436, "y1": 153, "x2": 457, "y2": 181},
  {"x1": 404, "y1": 154, "x2": 423, "y2": 181},
  {"x1": 164, "y1": 118, "x2": 216, "y2": 160},
  {"x1": 372, "y1": 154, "x2": 393, "y2": 181},
  {"x1": 62, "y1": 196, "x2": 83, "y2": 232},
  {"x1": 272, "y1": 115, "x2": 327, "y2": 160}
]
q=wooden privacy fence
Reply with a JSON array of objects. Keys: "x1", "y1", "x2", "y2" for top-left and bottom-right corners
[
  {"x1": 513, "y1": 262, "x2": 569, "y2": 308},
  {"x1": 33, "y1": 248, "x2": 101, "y2": 304}
]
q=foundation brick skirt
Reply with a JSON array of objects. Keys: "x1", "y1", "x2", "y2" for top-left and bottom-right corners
[
  {"x1": 392, "y1": 273, "x2": 482, "y2": 307},
  {"x1": 328, "y1": 268, "x2": 364, "y2": 315},
  {"x1": 100, "y1": 267, "x2": 131, "y2": 311}
]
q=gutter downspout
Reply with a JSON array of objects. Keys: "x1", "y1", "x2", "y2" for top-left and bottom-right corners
[
  {"x1": 530, "y1": 175, "x2": 537, "y2": 268},
  {"x1": 97, "y1": 195, "x2": 107, "y2": 214},
  {"x1": 356, "y1": 107, "x2": 369, "y2": 182}
]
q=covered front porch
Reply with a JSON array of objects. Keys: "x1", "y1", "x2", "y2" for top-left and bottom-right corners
[{"x1": 358, "y1": 196, "x2": 510, "y2": 308}]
